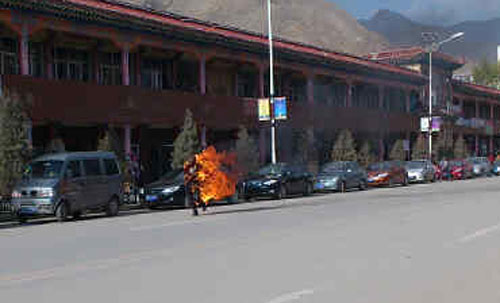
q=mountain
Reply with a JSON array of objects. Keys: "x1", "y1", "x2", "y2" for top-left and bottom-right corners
[
  {"x1": 118, "y1": 0, "x2": 388, "y2": 56},
  {"x1": 360, "y1": 10, "x2": 500, "y2": 64}
]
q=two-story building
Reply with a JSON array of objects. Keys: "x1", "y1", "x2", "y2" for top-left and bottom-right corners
[{"x1": 0, "y1": 0, "x2": 447, "y2": 181}]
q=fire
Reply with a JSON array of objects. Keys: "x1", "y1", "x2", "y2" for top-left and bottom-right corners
[{"x1": 195, "y1": 146, "x2": 237, "y2": 204}]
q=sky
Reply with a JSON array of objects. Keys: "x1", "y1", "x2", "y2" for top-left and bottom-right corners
[{"x1": 331, "y1": 0, "x2": 500, "y2": 25}]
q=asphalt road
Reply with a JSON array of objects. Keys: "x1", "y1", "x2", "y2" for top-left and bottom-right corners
[{"x1": 2, "y1": 178, "x2": 500, "y2": 303}]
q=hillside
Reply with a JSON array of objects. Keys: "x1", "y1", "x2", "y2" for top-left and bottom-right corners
[
  {"x1": 360, "y1": 10, "x2": 500, "y2": 64},
  {"x1": 118, "y1": 0, "x2": 388, "y2": 56}
]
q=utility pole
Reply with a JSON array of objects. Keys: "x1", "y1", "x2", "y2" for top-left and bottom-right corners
[{"x1": 267, "y1": 0, "x2": 277, "y2": 164}]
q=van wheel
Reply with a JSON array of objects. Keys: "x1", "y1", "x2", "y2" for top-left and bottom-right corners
[
  {"x1": 18, "y1": 216, "x2": 27, "y2": 224},
  {"x1": 106, "y1": 197, "x2": 119, "y2": 217},
  {"x1": 56, "y1": 201, "x2": 68, "y2": 222},
  {"x1": 72, "y1": 211, "x2": 82, "y2": 220}
]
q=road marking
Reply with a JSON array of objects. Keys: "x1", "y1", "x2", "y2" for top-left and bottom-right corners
[
  {"x1": 0, "y1": 248, "x2": 174, "y2": 287},
  {"x1": 458, "y1": 223, "x2": 500, "y2": 243},
  {"x1": 129, "y1": 216, "x2": 222, "y2": 232},
  {"x1": 266, "y1": 289, "x2": 315, "y2": 303}
]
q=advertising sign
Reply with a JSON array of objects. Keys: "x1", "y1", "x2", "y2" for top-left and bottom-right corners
[
  {"x1": 420, "y1": 117, "x2": 430, "y2": 132},
  {"x1": 273, "y1": 97, "x2": 287, "y2": 120},
  {"x1": 258, "y1": 98, "x2": 270, "y2": 121},
  {"x1": 431, "y1": 116, "x2": 442, "y2": 132}
]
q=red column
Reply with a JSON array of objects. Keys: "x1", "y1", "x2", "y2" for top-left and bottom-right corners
[
  {"x1": 135, "y1": 51, "x2": 142, "y2": 87},
  {"x1": 379, "y1": 137, "x2": 385, "y2": 161},
  {"x1": 199, "y1": 54, "x2": 206, "y2": 95},
  {"x1": 124, "y1": 124, "x2": 131, "y2": 157},
  {"x1": 378, "y1": 86, "x2": 385, "y2": 109},
  {"x1": 259, "y1": 128, "x2": 266, "y2": 164},
  {"x1": 93, "y1": 49, "x2": 99, "y2": 84},
  {"x1": 258, "y1": 64, "x2": 265, "y2": 98},
  {"x1": 19, "y1": 24, "x2": 29, "y2": 75},
  {"x1": 346, "y1": 80, "x2": 353, "y2": 107},
  {"x1": 307, "y1": 74, "x2": 314, "y2": 104},
  {"x1": 121, "y1": 46, "x2": 130, "y2": 86},
  {"x1": 475, "y1": 135, "x2": 479, "y2": 156},
  {"x1": 44, "y1": 40, "x2": 53, "y2": 79},
  {"x1": 405, "y1": 90, "x2": 411, "y2": 113}
]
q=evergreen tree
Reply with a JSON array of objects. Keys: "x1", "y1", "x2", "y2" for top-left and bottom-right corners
[
  {"x1": 472, "y1": 58, "x2": 500, "y2": 89},
  {"x1": 412, "y1": 134, "x2": 427, "y2": 160},
  {"x1": 171, "y1": 109, "x2": 200, "y2": 169},
  {"x1": 235, "y1": 126, "x2": 259, "y2": 175},
  {"x1": 0, "y1": 92, "x2": 31, "y2": 196},
  {"x1": 389, "y1": 139, "x2": 406, "y2": 161},
  {"x1": 358, "y1": 141, "x2": 375, "y2": 168},
  {"x1": 97, "y1": 130, "x2": 112, "y2": 152},
  {"x1": 454, "y1": 135, "x2": 468, "y2": 159},
  {"x1": 331, "y1": 129, "x2": 357, "y2": 162}
]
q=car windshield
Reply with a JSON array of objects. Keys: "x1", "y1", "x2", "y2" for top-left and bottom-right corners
[
  {"x1": 27, "y1": 160, "x2": 64, "y2": 179},
  {"x1": 450, "y1": 161, "x2": 463, "y2": 166},
  {"x1": 321, "y1": 162, "x2": 345, "y2": 173},
  {"x1": 160, "y1": 170, "x2": 184, "y2": 182},
  {"x1": 368, "y1": 162, "x2": 389, "y2": 171},
  {"x1": 258, "y1": 164, "x2": 285, "y2": 176},
  {"x1": 406, "y1": 161, "x2": 425, "y2": 169}
]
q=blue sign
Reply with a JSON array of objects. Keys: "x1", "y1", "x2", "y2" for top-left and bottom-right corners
[{"x1": 273, "y1": 97, "x2": 287, "y2": 120}]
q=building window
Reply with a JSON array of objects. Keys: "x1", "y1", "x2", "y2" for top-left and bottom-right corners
[
  {"x1": 237, "y1": 70, "x2": 256, "y2": 97},
  {"x1": 142, "y1": 58, "x2": 166, "y2": 90},
  {"x1": 0, "y1": 37, "x2": 18, "y2": 75},
  {"x1": 98, "y1": 52, "x2": 121, "y2": 85},
  {"x1": 29, "y1": 42, "x2": 44, "y2": 78},
  {"x1": 53, "y1": 48, "x2": 90, "y2": 81}
]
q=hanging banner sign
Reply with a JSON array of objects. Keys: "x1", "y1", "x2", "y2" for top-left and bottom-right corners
[
  {"x1": 273, "y1": 97, "x2": 287, "y2": 120},
  {"x1": 420, "y1": 117, "x2": 430, "y2": 132},
  {"x1": 258, "y1": 98, "x2": 270, "y2": 121}
]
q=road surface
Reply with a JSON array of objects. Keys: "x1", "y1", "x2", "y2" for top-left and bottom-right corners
[{"x1": 2, "y1": 178, "x2": 500, "y2": 302}]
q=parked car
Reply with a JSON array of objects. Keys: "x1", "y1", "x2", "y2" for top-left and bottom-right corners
[
  {"x1": 11, "y1": 152, "x2": 122, "y2": 223},
  {"x1": 445, "y1": 159, "x2": 473, "y2": 180},
  {"x1": 468, "y1": 157, "x2": 491, "y2": 177},
  {"x1": 314, "y1": 161, "x2": 367, "y2": 192},
  {"x1": 144, "y1": 170, "x2": 186, "y2": 209},
  {"x1": 366, "y1": 161, "x2": 408, "y2": 187},
  {"x1": 492, "y1": 161, "x2": 500, "y2": 176},
  {"x1": 241, "y1": 163, "x2": 314, "y2": 200},
  {"x1": 405, "y1": 160, "x2": 435, "y2": 183}
]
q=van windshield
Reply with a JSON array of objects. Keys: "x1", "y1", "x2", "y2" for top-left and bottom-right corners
[{"x1": 28, "y1": 160, "x2": 64, "y2": 179}]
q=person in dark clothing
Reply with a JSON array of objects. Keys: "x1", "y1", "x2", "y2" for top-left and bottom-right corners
[{"x1": 184, "y1": 157, "x2": 203, "y2": 216}]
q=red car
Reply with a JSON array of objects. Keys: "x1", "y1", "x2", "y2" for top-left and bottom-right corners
[
  {"x1": 366, "y1": 161, "x2": 408, "y2": 187},
  {"x1": 445, "y1": 159, "x2": 473, "y2": 180}
]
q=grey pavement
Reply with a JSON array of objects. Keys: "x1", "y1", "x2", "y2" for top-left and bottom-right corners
[{"x1": 2, "y1": 178, "x2": 500, "y2": 302}]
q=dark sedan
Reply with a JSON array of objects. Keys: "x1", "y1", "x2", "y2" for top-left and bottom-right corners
[
  {"x1": 241, "y1": 163, "x2": 314, "y2": 201},
  {"x1": 144, "y1": 170, "x2": 186, "y2": 209},
  {"x1": 314, "y1": 161, "x2": 367, "y2": 193}
]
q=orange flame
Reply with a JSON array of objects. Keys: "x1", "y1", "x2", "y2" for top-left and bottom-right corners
[{"x1": 195, "y1": 146, "x2": 237, "y2": 204}]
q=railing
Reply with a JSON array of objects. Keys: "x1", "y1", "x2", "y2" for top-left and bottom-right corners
[{"x1": 0, "y1": 199, "x2": 12, "y2": 214}]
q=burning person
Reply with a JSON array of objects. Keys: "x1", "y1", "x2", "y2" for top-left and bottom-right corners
[
  {"x1": 184, "y1": 157, "x2": 205, "y2": 216},
  {"x1": 184, "y1": 146, "x2": 237, "y2": 216}
]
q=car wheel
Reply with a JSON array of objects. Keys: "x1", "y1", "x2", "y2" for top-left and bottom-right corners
[
  {"x1": 339, "y1": 181, "x2": 346, "y2": 193},
  {"x1": 17, "y1": 216, "x2": 27, "y2": 224},
  {"x1": 56, "y1": 201, "x2": 68, "y2": 222},
  {"x1": 106, "y1": 197, "x2": 119, "y2": 217},
  {"x1": 402, "y1": 175, "x2": 409, "y2": 186},
  {"x1": 304, "y1": 182, "x2": 313, "y2": 196},
  {"x1": 359, "y1": 180, "x2": 367, "y2": 191},
  {"x1": 278, "y1": 185, "x2": 287, "y2": 200}
]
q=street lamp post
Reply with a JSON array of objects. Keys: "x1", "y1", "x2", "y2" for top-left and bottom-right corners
[
  {"x1": 425, "y1": 32, "x2": 464, "y2": 160},
  {"x1": 267, "y1": 0, "x2": 277, "y2": 164}
]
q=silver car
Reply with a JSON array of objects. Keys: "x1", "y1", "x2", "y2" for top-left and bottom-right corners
[
  {"x1": 468, "y1": 157, "x2": 491, "y2": 177},
  {"x1": 11, "y1": 152, "x2": 122, "y2": 223},
  {"x1": 405, "y1": 160, "x2": 435, "y2": 183}
]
